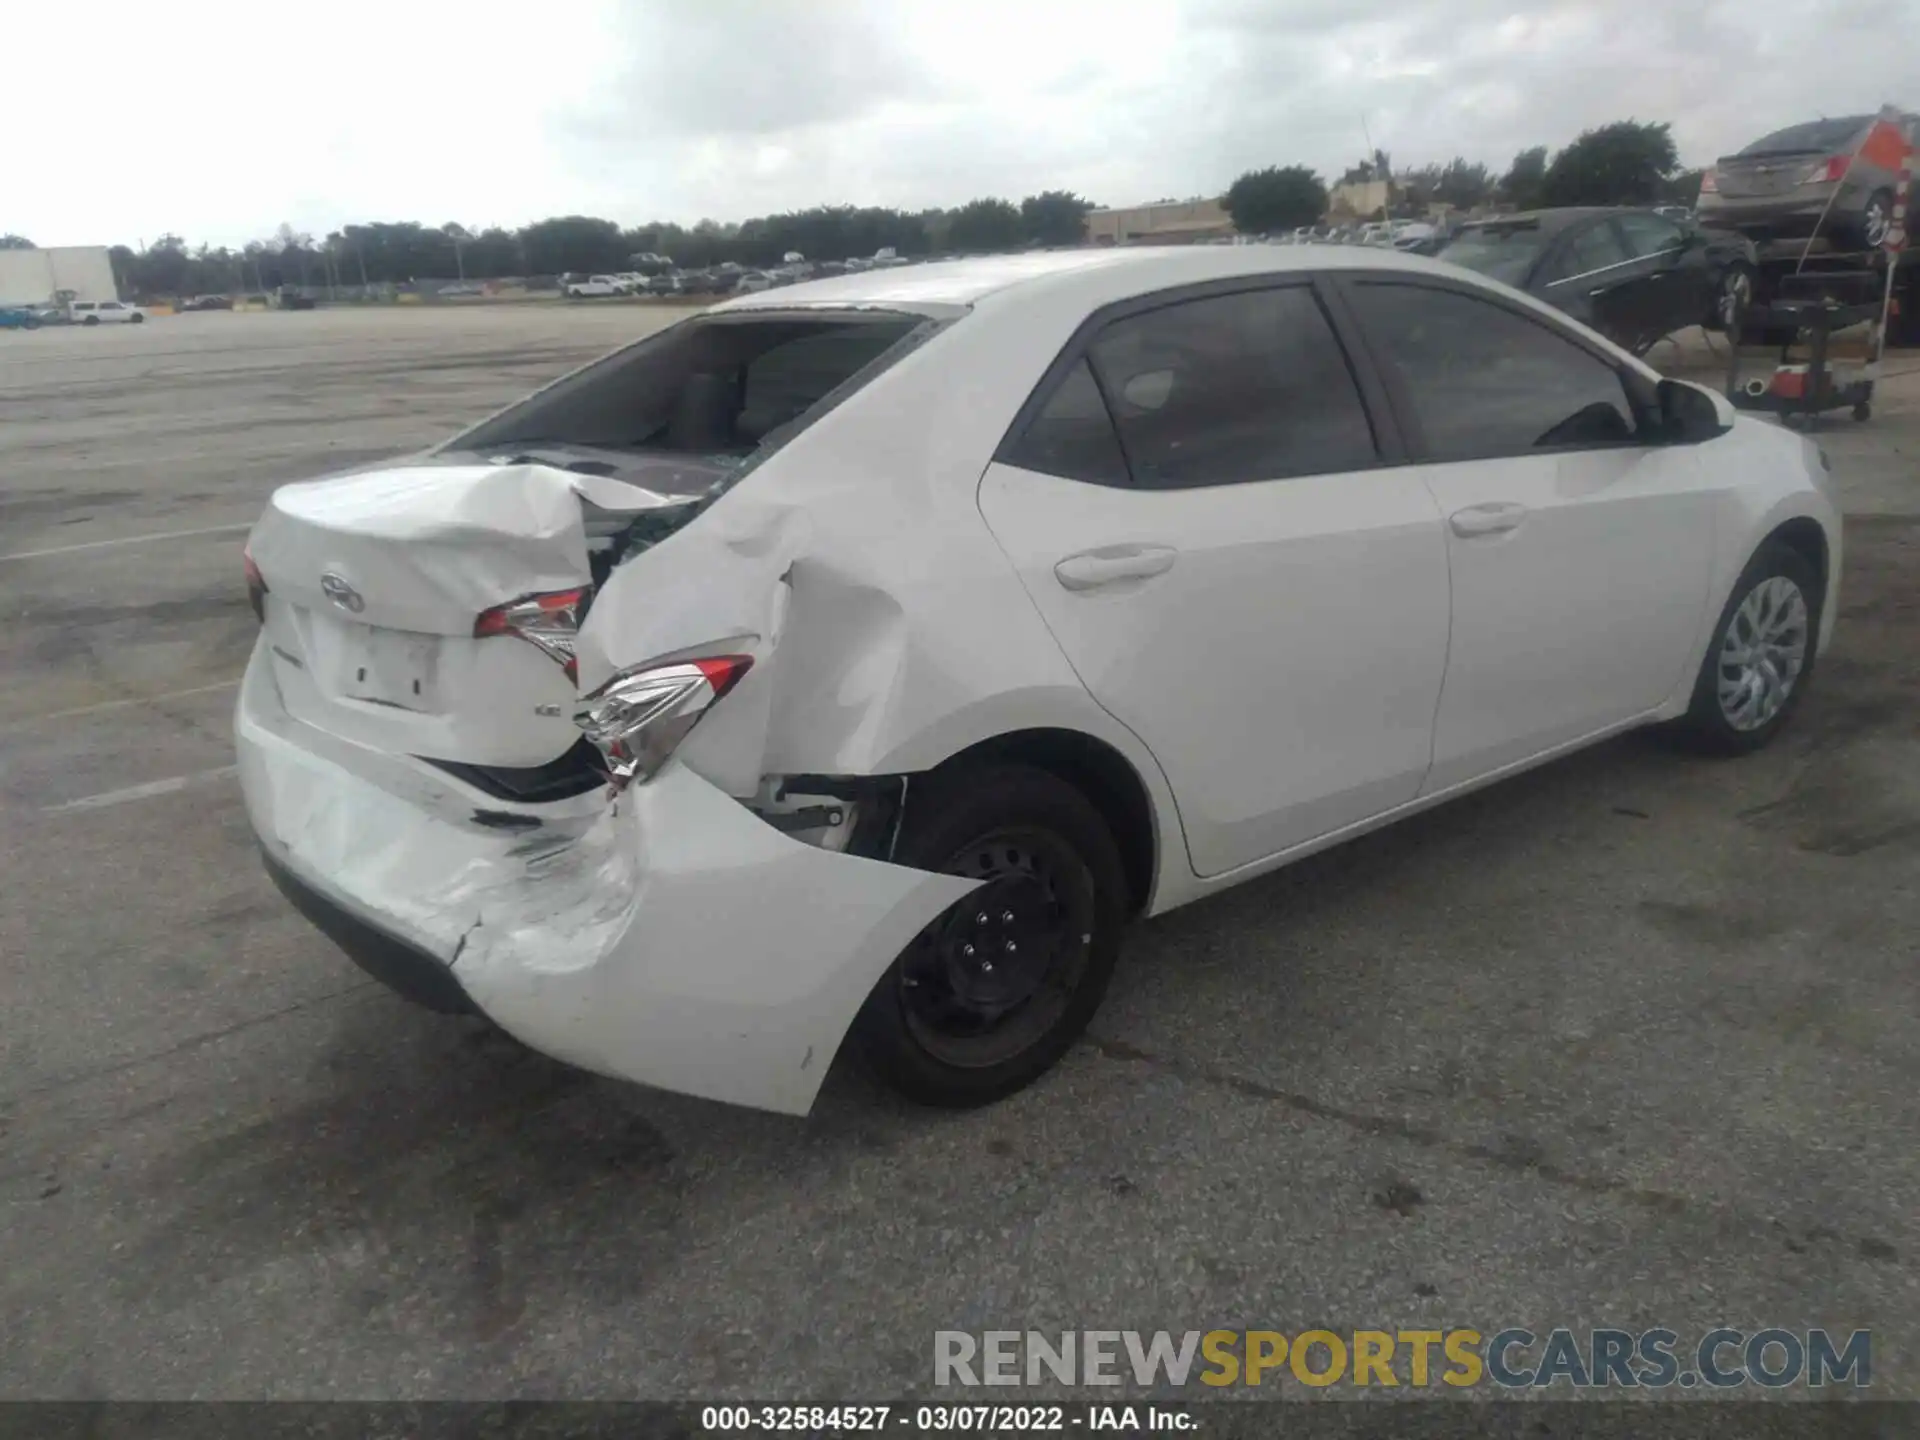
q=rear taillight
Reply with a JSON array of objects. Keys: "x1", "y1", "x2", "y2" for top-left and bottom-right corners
[
  {"x1": 243, "y1": 547, "x2": 267, "y2": 623},
  {"x1": 1698, "y1": 168, "x2": 1718, "y2": 195},
  {"x1": 1802, "y1": 155, "x2": 1851, "y2": 184},
  {"x1": 572, "y1": 655, "x2": 753, "y2": 787},
  {"x1": 474, "y1": 587, "x2": 590, "y2": 681}
]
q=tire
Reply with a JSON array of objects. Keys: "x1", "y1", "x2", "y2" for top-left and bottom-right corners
[
  {"x1": 83, "y1": 315, "x2": 99, "y2": 325},
  {"x1": 1675, "y1": 541, "x2": 1821, "y2": 755},
  {"x1": 130, "y1": 312, "x2": 144, "y2": 324},
  {"x1": 1711, "y1": 263, "x2": 1755, "y2": 332},
  {"x1": 1854, "y1": 189, "x2": 1894, "y2": 251},
  {"x1": 848, "y1": 763, "x2": 1129, "y2": 1107}
]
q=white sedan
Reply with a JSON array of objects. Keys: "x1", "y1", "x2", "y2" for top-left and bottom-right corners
[{"x1": 238, "y1": 246, "x2": 1840, "y2": 1114}]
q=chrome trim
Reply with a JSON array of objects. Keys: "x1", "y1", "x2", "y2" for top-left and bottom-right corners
[{"x1": 1544, "y1": 247, "x2": 1682, "y2": 290}]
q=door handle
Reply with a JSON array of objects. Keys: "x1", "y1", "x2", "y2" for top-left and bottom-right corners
[
  {"x1": 1053, "y1": 544, "x2": 1178, "y2": 591},
  {"x1": 1448, "y1": 502, "x2": 1528, "y2": 538}
]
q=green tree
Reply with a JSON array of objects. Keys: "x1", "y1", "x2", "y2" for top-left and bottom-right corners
[
  {"x1": 1540, "y1": 121, "x2": 1679, "y2": 207},
  {"x1": 1020, "y1": 190, "x2": 1095, "y2": 247},
  {"x1": 519, "y1": 215, "x2": 626, "y2": 276},
  {"x1": 0, "y1": 234, "x2": 34, "y2": 250},
  {"x1": 1661, "y1": 168, "x2": 1705, "y2": 205},
  {"x1": 1224, "y1": 165, "x2": 1327, "y2": 234},
  {"x1": 947, "y1": 197, "x2": 1023, "y2": 253},
  {"x1": 1433, "y1": 158, "x2": 1494, "y2": 209},
  {"x1": 1501, "y1": 146, "x2": 1549, "y2": 209}
]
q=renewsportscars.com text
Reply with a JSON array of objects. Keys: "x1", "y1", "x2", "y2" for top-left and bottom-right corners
[{"x1": 934, "y1": 1328, "x2": 1871, "y2": 1389}]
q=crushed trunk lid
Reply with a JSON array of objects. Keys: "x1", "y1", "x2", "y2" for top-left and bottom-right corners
[{"x1": 246, "y1": 462, "x2": 705, "y2": 770}]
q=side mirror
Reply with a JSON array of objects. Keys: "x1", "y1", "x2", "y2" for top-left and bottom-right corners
[{"x1": 1657, "y1": 378, "x2": 1732, "y2": 443}]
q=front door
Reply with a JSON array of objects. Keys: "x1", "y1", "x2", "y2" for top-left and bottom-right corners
[
  {"x1": 1337, "y1": 277, "x2": 1718, "y2": 792},
  {"x1": 978, "y1": 281, "x2": 1451, "y2": 879}
]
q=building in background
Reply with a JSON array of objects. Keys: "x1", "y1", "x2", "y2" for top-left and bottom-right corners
[
  {"x1": 0, "y1": 246, "x2": 118, "y2": 306},
  {"x1": 1328, "y1": 179, "x2": 1391, "y2": 221},
  {"x1": 1085, "y1": 198, "x2": 1235, "y2": 245}
]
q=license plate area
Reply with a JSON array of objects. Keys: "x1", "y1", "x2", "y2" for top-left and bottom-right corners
[{"x1": 305, "y1": 611, "x2": 442, "y2": 711}]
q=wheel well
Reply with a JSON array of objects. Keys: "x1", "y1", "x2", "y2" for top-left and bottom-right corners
[
  {"x1": 931, "y1": 728, "x2": 1158, "y2": 916},
  {"x1": 1766, "y1": 517, "x2": 1829, "y2": 609}
]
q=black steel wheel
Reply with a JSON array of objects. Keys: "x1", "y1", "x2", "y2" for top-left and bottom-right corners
[{"x1": 850, "y1": 763, "x2": 1128, "y2": 1107}]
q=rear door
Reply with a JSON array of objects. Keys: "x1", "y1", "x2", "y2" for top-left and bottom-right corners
[
  {"x1": 977, "y1": 279, "x2": 1451, "y2": 879},
  {"x1": 1613, "y1": 211, "x2": 1708, "y2": 339},
  {"x1": 1334, "y1": 276, "x2": 1717, "y2": 792},
  {"x1": 1538, "y1": 218, "x2": 1654, "y2": 347}
]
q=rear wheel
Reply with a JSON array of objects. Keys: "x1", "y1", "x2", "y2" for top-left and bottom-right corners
[
  {"x1": 83, "y1": 315, "x2": 99, "y2": 326},
  {"x1": 1676, "y1": 541, "x2": 1819, "y2": 754},
  {"x1": 849, "y1": 764, "x2": 1127, "y2": 1107},
  {"x1": 129, "y1": 312, "x2": 145, "y2": 324}
]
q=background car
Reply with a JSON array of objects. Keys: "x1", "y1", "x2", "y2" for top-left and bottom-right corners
[
  {"x1": 1697, "y1": 111, "x2": 1919, "y2": 252},
  {"x1": 563, "y1": 275, "x2": 628, "y2": 298},
  {"x1": 1436, "y1": 207, "x2": 1758, "y2": 353},
  {"x1": 180, "y1": 294, "x2": 235, "y2": 311},
  {"x1": 1389, "y1": 221, "x2": 1438, "y2": 251},
  {"x1": 69, "y1": 300, "x2": 146, "y2": 325},
  {"x1": 0, "y1": 305, "x2": 42, "y2": 330}
]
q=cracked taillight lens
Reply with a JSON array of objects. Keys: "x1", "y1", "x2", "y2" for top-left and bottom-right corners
[
  {"x1": 243, "y1": 547, "x2": 268, "y2": 623},
  {"x1": 572, "y1": 655, "x2": 752, "y2": 787},
  {"x1": 474, "y1": 587, "x2": 590, "y2": 681}
]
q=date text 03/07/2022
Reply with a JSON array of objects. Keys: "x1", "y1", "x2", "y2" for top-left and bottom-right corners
[{"x1": 700, "y1": 1404, "x2": 1192, "y2": 1432}]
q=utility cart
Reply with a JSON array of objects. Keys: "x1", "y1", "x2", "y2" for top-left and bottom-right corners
[{"x1": 1726, "y1": 266, "x2": 1888, "y2": 428}]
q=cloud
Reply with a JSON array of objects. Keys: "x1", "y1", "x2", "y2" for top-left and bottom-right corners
[{"x1": 3, "y1": 0, "x2": 1914, "y2": 245}]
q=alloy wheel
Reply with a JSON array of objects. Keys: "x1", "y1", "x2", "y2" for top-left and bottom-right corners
[
  {"x1": 1718, "y1": 269, "x2": 1753, "y2": 329},
  {"x1": 1717, "y1": 575, "x2": 1809, "y2": 731},
  {"x1": 1863, "y1": 196, "x2": 1891, "y2": 248}
]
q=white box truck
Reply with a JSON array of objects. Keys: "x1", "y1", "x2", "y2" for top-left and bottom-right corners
[{"x1": 0, "y1": 246, "x2": 119, "y2": 307}]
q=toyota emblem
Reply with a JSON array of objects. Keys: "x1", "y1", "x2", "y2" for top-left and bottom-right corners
[{"x1": 319, "y1": 572, "x2": 365, "y2": 614}]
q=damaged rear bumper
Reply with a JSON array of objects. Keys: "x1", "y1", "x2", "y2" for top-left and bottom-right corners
[
  {"x1": 236, "y1": 649, "x2": 978, "y2": 1115},
  {"x1": 259, "y1": 849, "x2": 478, "y2": 1015}
]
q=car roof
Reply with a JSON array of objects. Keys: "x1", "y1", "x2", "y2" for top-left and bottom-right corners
[{"x1": 712, "y1": 244, "x2": 1463, "y2": 313}]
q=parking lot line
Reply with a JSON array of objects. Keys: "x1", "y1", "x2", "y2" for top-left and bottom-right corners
[
  {"x1": 42, "y1": 765, "x2": 239, "y2": 815},
  {"x1": 0, "y1": 522, "x2": 250, "y2": 564},
  {"x1": 17, "y1": 679, "x2": 243, "y2": 726}
]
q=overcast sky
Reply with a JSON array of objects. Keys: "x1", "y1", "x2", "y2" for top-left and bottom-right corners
[{"x1": 7, "y1": 0, "x2": 1915, "y2": 248}]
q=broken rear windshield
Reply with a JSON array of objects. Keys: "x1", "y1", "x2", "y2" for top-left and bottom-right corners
[{"x1": 448, "y1": 311, "x2": 931, "y2": 470}]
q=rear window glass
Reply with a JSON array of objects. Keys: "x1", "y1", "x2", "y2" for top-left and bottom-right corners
[
  {"x1": 1002, "y1": 357, "x2": 1129, "y2": 485},
  {"x1": 1739, "y1": 116, "x2": 1869, "y2": 155},
  {"x1": 1438, "y1": 227, "x2": 1547, "y2": 287},
  {"x1": 452, "y1": 313, "x2": 926, "y2": 465}
]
